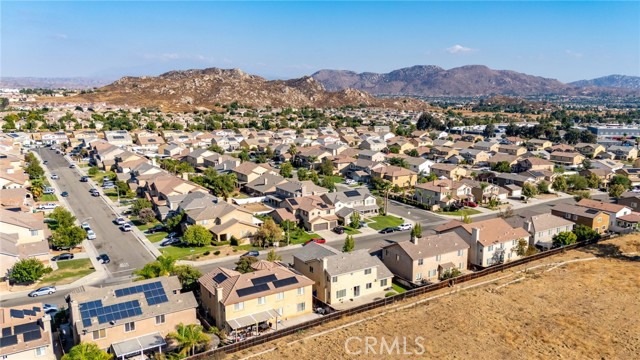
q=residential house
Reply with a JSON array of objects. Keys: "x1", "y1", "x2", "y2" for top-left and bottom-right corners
[
  {"x1": 0, "y1": 305, "x2": 55, "y2": 360},
  {"x1": 370, "y1": 165, "x2": 417, "y2": 188},
  {"x1": 497, "y1": 144, "x2": 526, "y2": 156},
  {"x1": 232, "y1": 162, "x2": 277, "y2": 184},
  {"x1": 550, "y1": 144, "x2": 575, "y2": 153},
  {"x1": 576, "y1": 198, "x2": 632, "y2": 231},
  {"x1": 184, "y1": 149, "x2": 216, "y2": 168},
  {"x1": 292, "y1": 243, "x2": 393, "y2": 305},
  {"x1": 460, "y1": 179, "x2": 501, "y2": 204},
  {"x1": 358, "y1": 150, "x2": 386, "y2": 162},
  {"x1": 404, "y1": 157, "x2": 434, "y2": 175},
  {"x1": 492, "y1": 172, "x2": 535, "y2": 188},
  {"x1": 182, "y1": 196, "x2": 259, "y2": 243},
  {"x1": 275, "y1": 180, "x2": 328, "y2": 200},
  {"x1": 436, "y1": 218, "x2": 531, "y2": 267},
  {"x1": 473, "y1": 141, "x2": 500, "y2": 153},
  {"x1": 430, "y1": 163, "x2": 467, "y2": 181},
  {"x1": 321, "y1": 188, "x2": 378, "y2": 222},
  {"x1": 615, "y1": 168, "x2": 640, "y2": 186},
  {"x1": 199, "y1": 262, "x2": 314, "y2": 336},
  {"x1": 244, "y1": 173, "x2": 288, "y2": 197},
  {"x1": 487, "y1": 153, "x2": 519, "y2": 168},
  {"x1": 617, "y1": 191, "x2": 640, "y2": 212},
  {"x1": 359, "y1": 138, "x2": 387, "y2": 152},
  {"x1": 67, "y1": 277, "x2": 197, "y2": 355},
  {"x1": 523, "y1": 213, "x2": 575, "y2": 249},
  {"x1": 330, "y1": 155, "x2": 357, "y2": 175},
  {"x1": 381, "y1": 232, "x2": 469, "y2": 284},
  {"x1": 430, "y1": 146, "x2": 458, "y2": 161},
  {"x1": 607, "y1": 145, "x2": 638, "y2": 161},
  {"x1": 551, "y1": 204, "x2": 610, "y2": 234},
  {"x1": 513, "y1": 157, "x2": 555, "y2": 173},
  {"x1": 550, "y1": 151, "x2": 585, "y2": 166},
  {"x1": 0, "y1": 209, "x2": 50, "y2": 276},
  {"x1": 615, "y1": 213, "x2": 640, "y2": 231},
  {"x1": 0, "y1": 188, "x2": 34, "y2": 212},
  {"x1": 415, "y1": 179, "x2": 474, "y2": 209},
  {"x1": 387, "y1": 137, "x2": 414, "y2": 153},
  {"x1": 459, "y1": 149, "x2": 490, "y2": 165},
  {"x1": 575, "y1": 143, "x2": 605, "y2": 158},
  {"x1": 278, "y1": 195, "x2": 338, "y2": 232},
  {"x1": 104, "y1": 130, "x2": 133, "y2": 147},
  {"x1": 344, "y1": 159, "x2": 384, "y2": 184},
  {"x1": 526, "y1": 139, "x2": 552, "y2": 151}
]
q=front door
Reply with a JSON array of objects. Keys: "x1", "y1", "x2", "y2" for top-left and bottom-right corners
[{"x1": 353, "y1": 285, "x2": 360, "y2": 297}]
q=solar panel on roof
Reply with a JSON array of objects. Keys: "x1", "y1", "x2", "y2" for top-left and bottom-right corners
[
  {"x1": 13, "y1": 322, "x2": 39, "y2": 335},
  {"x1": 0, "y1": 335, "x2": 17, "y2": 348},
  {"x1": 82, "y1": 318, "x2": 92, "y2": 327},
  {"x1": 289, "y1": 199, "x2": 298, "y2": 206},
  {"x1": 33, "y1": 307, "x2": 41, "y2": 313},
  {"x1": 251, "y1": 274, "x2": 278, "y2": 286},
  {"x1": 213, "y1": 273, "x2": 228, "y2": 283},
  {"x1": 273, "y1": 277, "x2": 299, "y2": 288},
  {"x1": 344, "y1": 190, "x2": 360, "y2": 197},
  {"x1": 1, "y1": 327, "x2": 11, "y2": 337},
  {"x1": 9, "y1": 309, "x2": 23, "y2": 319},
  {"x1": 236, "y1": 283, "x2": 270, "y2": 297},
  {"x1": 23, "y1": 330, "x2": 42, "y2": 342}
]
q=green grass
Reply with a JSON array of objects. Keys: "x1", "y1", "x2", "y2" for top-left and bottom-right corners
[
  {"x1": 439, "y1": 209, "x2": 482, "y2": 216},
  {"x1": 343, "y1": 226, "x2": 361, "y2": 235},
  {"x1": 287, "y1": 229, "x2": 321, "y2": 245},
  {"x1": 147, "y1": 232, "x2": 168, "y2": 243},
  {"x1": 40, "y1": 194, "x2": 58, "y2": 202},
  {"x1": 392, "y1": 282, "x2": 409, "y2": 294},
  {"x1": 133, "y1": 219, "x2": 160, "y2": 231},
  {"x1": 40, "y1": 259, "x2": 94, "y2": 285},
  {"x1": 324, "y1": 175, "x2": 344, "y2": 184},
  {"x1": 367, "y1": 215, "x2": 404, "y2": 230},
  {"x1": 160, "y1": 244, "x2": 215, "y2": 260}
]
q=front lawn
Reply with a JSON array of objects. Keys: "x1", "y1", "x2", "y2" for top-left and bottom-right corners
[
  {"x1": 439, "y1": 209, "x2": 482, "y2": 216},
  {"x1": 324, "y1": 175, "x2": 344, "y2": 184},
  {"x1": 367, "y1": 215, "x2": 404, "y2": 230},
  {"x1": 160, "y1": 244, "x2": 215, "y2": 260},
  {"x1": 286, "y1": 229, "x2": 321, "y2": 245},
  {"x1": 40, "y1": 194, "x2": 58, "y2": 202},
  {"x1": 147, "y1": 232, "x2": 168, "y2": 243},
  {"x1": 40, "y1": 259, "x2": 94, "y2": 285},
  {"x1": 343, "y1": 226, "x2": 361, "y2": 235}
]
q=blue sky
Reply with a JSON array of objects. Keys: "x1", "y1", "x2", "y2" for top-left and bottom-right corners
[{"x1": 2, "y1": 1, "x2": 638, "y2": 82}]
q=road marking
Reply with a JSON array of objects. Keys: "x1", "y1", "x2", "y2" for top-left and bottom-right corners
[{"x1": 118, "y1": 262, "x2": 129, "y2": 268}]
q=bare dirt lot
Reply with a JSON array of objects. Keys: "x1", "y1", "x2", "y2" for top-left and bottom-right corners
[{"x1": 236, "y1": 236, "x2": 640, "y2": 360}]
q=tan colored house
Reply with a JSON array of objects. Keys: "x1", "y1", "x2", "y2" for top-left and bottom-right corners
[
  {"x1": 430, "y1": 146, "x2": 458, "y2": 160},
  {"x1": 0, "y1": 209, "x2": 50, "y2": 277},
  {"x1": 0, "y1": 304, "x2": 55, "y2": 360},
  {"x1": 430, "y1": 163, "x2": 467, "y2": 180},
  {"x1": 576, "y1": 198, "x2": 632, "y2": 230},
  {"x1": 473, "y1": 141, "x2": 500, "y2": 152},
  {"x1": 458, "y1": 149, "x2": 490, "y2": 164},
  {"x1": 370, "y1": 165, "x2": 417, "y2": 188},
  {"x1": 523, "y1": 213, "x2": 575, "y2": 250},
  {"x1": 279, "y1": 195, "x2": 338, "y2": 232},
  {"x1": 487, "y1": 153, "x2": 519, "y2": 167},
  {"x1": 381, "y1": 232, "x2": 469, "y2": 284},
  {"x1": 437, "y1": 218, "x2": 531, "y2": 267},
  {"x1": 292, "y1": 243, "x2": 393, "y2": 305},
  {"x1": 526, "y1": 139, "x2": 552, "y2": 151},
  {"x1": 607, "y1": 146, "x2": 638, "y2": 161},
  {"x1": 574, "y1": 143, "x2": 605, "y2": 158},
  {"x1": 199, "y1": 261, "x2": 314, "y2": 335},
  {"x1": 183, "y1": 201, "x2": 259, "y2": 243},
  {"x1": 461, "y1": 179, "x2": 501, "y2": 204},
  {"x1": 415, "y1": 179, "x2": 473, "y2": 209},
  {"x1": 67, "y1": 277, "x2": 198, "y2": 355},
  {"x1": 514, "y1": 157, "x2": 555, "y2": 173},
  {"x1": 550, "y1": 151, "x2": 585, "y2": 166},
  {"x1": 232, "y1": 162, "x2": 277, "y2": 184},
  {"x1": 497, "y1": 144, "x2": 526, "y2": 156},
  {"x1": 551, "y1": 204, "x2": 610, "y2": 234}
]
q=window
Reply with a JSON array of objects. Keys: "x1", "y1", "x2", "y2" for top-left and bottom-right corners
[
  {"x1": 92, "y1": 329, "x2": 106, "y2": 340},
  {"x1": 35, "y1": 346, "x2": 47, "y2": 356},
  {"x1": 277, "y1": 307, "x2": 283, "y2": 316},
  {"x1": 396, "y1": 254, "x2": 400, "y2": 261},
  {"x1": 459, "y1": 263, "x2": 463, "y2": 269},
  {"x1": 418, "y1": 259, "x2": 424, "y2": 265},
  {"x1": 538, "y1": 231, "x2": 543, "y2": 237},
  {"x1": 435, "y1": 254, "x2": 441, "y2": 261},
  {"x1": 364, "y1": 268, "x2": 372, "y2": 275},
  {"x1": 332, "y1": 276, "x2": 337, "y2": 283},
  {"x1": 565, "y1": 213, "x2": 570, "y2": 219},
  {"x1": 366, "y1": 282, "x2": 372, "y2": 289},
  {"x1": 499, "y1": 243, "x2": 504, "y2": 249},
  {"x1": 297, "y1": 302, "x2": 306, "y2": 312},
  {"x1": 276, "y1": 292, "x2": 284, "y2": 300},
  {"x1": 125, "y1": 322, "x2": 135, "y2": 332},
  {"x1": 31, "y1": 230, "x2": 39, "y2": 236},
  {"x1": 234, "y1": 302, "x2": 244, "y2": 311},
  {"x1": 488, "y1": 245, "x2": 494, "y2": 251},
  {"x1": 597, "y1": 218, "x2": 602, "y2": 223},
  {"x1": 416, "y1": 273, "x2": 422, "y2": 281},
  {"x1": 573, "y1": 215, "x2": 578, "y2": 220},
  {"x1": 297, "y1": 287, "x2": 304, "y2": 295},
  {"x1": 155, "y1": 315, "x2": 165, "y2": 324},
  {"x1": 309, "y1": 266, "x2": 314, "y2": 273},
  {"x1": 380, "y1": 279, "x2": 388, "y2": 287},
  {"x1": 258, "y1": 296, "x2": 266, "y2": 305},
  {"x1": 337, "y1": 289, "x2": 347, "y2": 298},
  {"x1": 385, "y1": 249, "x2": 388, "y2": 256},
  {"x1": 457, "y1": 249, "x2": 464, "y2": 256}
]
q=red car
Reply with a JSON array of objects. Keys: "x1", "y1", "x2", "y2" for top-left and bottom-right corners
[
  {"x1": 463, "y1": 201, "x2": 478, "y2": 208},
  {"x1": 304, "y1": 238, "x2": 326, "y2": 245}
]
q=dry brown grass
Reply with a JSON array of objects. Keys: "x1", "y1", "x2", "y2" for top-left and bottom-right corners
[{"x1": 240, "y1": 236, "x2": 640, "y2": 360}]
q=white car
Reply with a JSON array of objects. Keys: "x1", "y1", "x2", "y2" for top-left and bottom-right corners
[
  {"x1": 81, "y1": 222, "x2": 91, "y2": 231},
  {"x1": 114, "y1": 217, "x2": 126, "y2": 225},
  {"x1": 37, "y1": 203, "x2": 59, "y2": 210},
  {"x1": 86, "y1": 230, "x2": 96, "y2": 240},
  {"x1": 50, "y1": 174, "x2": 59, "y2": 180},
  {"x1": 397, "y1": 223, "x2": 413, "y2": 231},
  {"x1": 121, "y1": 223, "x2": 132, "y2": 232}
]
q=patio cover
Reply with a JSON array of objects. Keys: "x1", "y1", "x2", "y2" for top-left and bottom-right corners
[
  {"x1": 438, "y1": 262, "x2": 456, "y2": 270},
  {"x1": 227, "y1": 309, "x2": 280, "y2": 330},
  {"x1": 112, "y1": 332, "x2": 166, "y2": 358}
]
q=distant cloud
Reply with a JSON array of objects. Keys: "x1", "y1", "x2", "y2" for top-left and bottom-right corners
[
  {"x1": 446, "y1": 44, "x2": 475, "y2": 54},
  {"x1": 565, "y1": 49, "x2": 583, "y2": 58},
  {"x1": 51, "y1": 34, "x2": 68, "y2": 40}
]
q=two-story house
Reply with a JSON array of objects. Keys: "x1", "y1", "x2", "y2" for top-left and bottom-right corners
[
  {"x1": 182, "y1": 197, "x2": 259, "y2": 244},
  {"x1": 551, "y1": 203, "x2": 610, "y2": 234},
  {"x1": 576, "y1": 198, "x2": 632, "y2": 231},
  {"x1": 574, "y1": 143, "x2": 605, "y2": 158},
  {"x1": 292, "y1": 243, "x2": 393, "y2": 306},
  {"x1": 0, "y1": 209, "x2": 50, "y2": 276},
  {"x1": 522, "y1": 213, "x2": 575, "y2": 249},
  {"x1": 430, "y1": 163, "x2": 467, "y2": 181},
  {"x1": 275, "y1": 180, "x2": 329, "y2": 200},
  {"x1": 381, "y1": 232, "x2": 469, "y2": 285},
  {"x1": 550, "y1": 151, "x2": 586, "y2": 166},
  {"x1": 199, "y1": 261, "x2": 314, "y2": 336},
  {"x1": 415, "y1": 179, "x2": 474, "y2": 209},
  {"x1": 370, "y1": 165, "x2": 417, "y2": 188},
  {"x1": 0, "y1": 305, "x2": 55, "y2": 360},
  {"x1": 321, "y1": 188, "x2": 378, "y2": 221}
]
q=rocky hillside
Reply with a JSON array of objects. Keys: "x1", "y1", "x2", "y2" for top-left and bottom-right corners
[
  {"x1": 65, "y1": 68, "x2": 427, "y2": 111},
  {"x1": 570, "y1": 75, "x2": 640, "y2": 90}
]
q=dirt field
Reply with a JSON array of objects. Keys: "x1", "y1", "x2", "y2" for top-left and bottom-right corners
[{"x1": 234, "y1": 236, "x2": 640, "y2": 360}]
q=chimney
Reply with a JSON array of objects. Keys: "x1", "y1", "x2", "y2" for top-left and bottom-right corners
[
  {"x1": 411, "y1": 235, "x2": 418, "y2": 245},
  {"x1": 524, "y1": 220, "x2": 532, "y2": 233},
  {"x1": 215, "y1": 286, "x2": 223, "y2": 300},
  {"x1": 301, "y1": 184, "x2": 307, "y2": 195},
  {"x1": 471, "y1": 227, "x2": 480, "y2": 243},
  {"x1": 322, "y1": 257, "x2": 328, "y2": 270}
]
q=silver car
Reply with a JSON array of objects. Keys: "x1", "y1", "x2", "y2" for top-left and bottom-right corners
[{"x1": 28, "y1": 286, "x2": 57, "y2": 297}]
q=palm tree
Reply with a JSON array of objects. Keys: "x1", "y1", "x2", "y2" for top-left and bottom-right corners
[
  {"x1": 62, "y1": 342, "x2": 111, "y2": 360},
  {"x1": 380, "y1": 180, "x2": 392, "y2": 215},
  {"x1": 167, "y1": 323, "x2": 211, "y2": 357}
]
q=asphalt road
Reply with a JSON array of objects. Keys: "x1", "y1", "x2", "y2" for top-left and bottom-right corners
[{"x1": 39, "y1": 147, "x2": 155, "y2": 277}]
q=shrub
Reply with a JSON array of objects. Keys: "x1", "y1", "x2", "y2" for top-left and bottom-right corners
[
  {"x1": 214, "y1": 250, "x2": 221, "y2": 256},
  {"x1": 230, "y1": 236, "x2": 239, "y2": 246},
  {"x1": 203, "y1": 251, "x2": 210, "y2": 256}
]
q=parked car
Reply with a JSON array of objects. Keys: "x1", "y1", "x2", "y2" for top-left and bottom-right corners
[
  {"x1": 146, "y1": 225, "x2": 166, "y2": 234},
  {"x1": 81, "y1": 222, "x2": 91, "y2": 231},
  {"x1": 80, "y1": 176, "x2": 89, "y2": 182},
  {"x1": 69, "y1": 164, "x2": 76, "y2": 169},
  {"x1": 37, "y1": 203, "x2": 59, "y2": 210},
  {"x1": 90, "y1": 189, "x2": 100, "y2": 196},
  {"x1": 241, "y1": 251, "x2": 260, "y2": 257},
  {"x1": 344, "y1": 179, "x2": 356, "y2": 185},
  {"x1": 333, "y1": 226, "x2": 345, "y2": 234},
  {"x1": 379, "y1": 227, "x2": 396, "y2": 234},
  {"x1": 42, "y1": 160, "x2": 48, "y2": 165},
  {"x1": 43, "y1": 304, "x2": 58, "y2": 314},
  {"x1": 102, "y1": 184, "x2": 115, "y2": 190},
  {"x1": 52, "y1": 253, "x2": 74, "y2": 261},
  {"x1": 463, "y1": 201, "x2": 478, "y2": 208},
  {"x1": 81, "y1": 157, "x2": 91, "y2": 162},
  {"x1": 397, "y1": 223, "x2": 413, "y2": 231},
  {"x1": 160, "y1": 237, "x2": 181, "y2": 247},
  {"x1": 43, "y1": 187, "x2": 55, "y2": 194},
  {"x1": 96, "y1": 254, "x2": 110, "y2": 264},
  {"x1": 114, "y1": 217, "x2": 126, "y2": 225},
  {"x1": 120, "y1": 223, "x2": 132, "y2": 232},
  {"x1": 359, "y1": 221, "x2": 368, "y2": 228},
  {"x1": 28, "y1": 286, "x2": 56, "y2": 297},
  {"x1": 61, "y1": 191, "x2": 69, "y2": 197},
  {"x1": 305, "y1": 238, "x2": 326, "y2": 245},
  {"x1": 86, "y1": 230, "x2": 96, "y2": 240},
  {"x1": 50, "y1": 174, "x2": 59, "y2": 180}
]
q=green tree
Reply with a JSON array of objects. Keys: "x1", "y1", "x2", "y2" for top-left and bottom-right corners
[
  {"x1": 586, "y1": 173, "x2": 602, "y2": 189},
  {"x1": 131, "y1": 198, "x2": 153, "y2": 216},
  {"x1": 30, "y1": 178, "x2": 44, "y2": 200},
  {"x1": 609, "y1": 184, "x2": 626, "y2": 199},
  {"x1": 183, "y1": 225, "x2": 213, "y2": 246},
  {"x1": 138, "y1": 208, "x2": 156, "y2": 224},
  {"x1": 279, "y1": 161, "x2": 293, "y2": 178},
  {"x1": 167, "y1": 323, "x2": 211, "y2": 357},
  {"x1": 610, "y1": 174, "x2": 632, "y2": 189},
  {"x1": 133, "y1": 255, "x2": 176, "y2": 279},
  {"x1": 573, "y1": 224, "x2": 601, "y2": 243},
  {"x1": 537, "y1": 180, "x2": 549, "y2": 194},
  {"x1": 50, "y1": 225, "x2": 87, "y2": 249},
  {"x1": 235, "y1": 256, "x2": 258, "y2": 273},
  {"x1": 491, "y1": 161, "x2": 512, "y2": 173},
  {"x1": 388, "y1": 157, "x2": 409, "y2": 169},
  {"x1": 253, "y1": 218, "x2": 283, "y2": 247},
  {"x1": 482, "y1": 123, "x2": 496, "y2": 138},
  {"x1": 25, "y1": 157, "x2": 44, "y2": 179},
  {"x1": 297, "y1": 168, "x2": 309, "y2": 181},
  {"x1": 349, "y1": 211, "x2": 361, "y2": 229},
  {"x1": 62, "y1": 342, "x2": 111, "y2": 360},
  {"x1": 208, "y1": 144, "x2": 225, "y2": 154},
  {"x1": 8, "y1": 258, "x2": 52, "y2": 284},
  {"x1": 87, "y1": 166, "x2": 99, "y2": 176},
  {"x1": 552, "y1": 231, "x2": 578, "y2": 248},
  {"x1": 522, "y1": 182, "x2": 539, "y2": 200},
  {"x1": 410, "y1": 223, "x2": 422, "y2": 241},
  {"x1": 173, "y1": 265, "x2": 202, "y2": 292},
  {"x1": 462, "y1": 212, "x2": 472, "y2": 224},
  {"x1": 342, "y1": 235, "x2": 355, "y2": 252},
  {"x1": 582, "y1": 159, "x2": 592, "y2": 169},
  {"x1": 238, "y1": 148, "x2": 250, "y2": 163},
  {"x1": 573, "y1": 190, "x2": 591, "y2": 201},
  {"x1": 165, "y1": 211, "x2": 185, "y2": 231},
  {"x1": 266, "y1": 249, "x2": 282, "y2": 262},
  {"x1": 49, "y1": 207, "x2": 77, "y2": 228},
  {"x1": 515, "y1": 238, "x2": 529, "y2": 256},
  {"x1": 567, "y1": 174, "x2": 588, "y2": 190},
  {"x1": 439, "y1": 268, "x2": 462, "y2": 280},
  {"x1": 552, "y1": 176, "x2": 568, "y2": 192},
  {"x1": 321, "y1": 176, "x2": 336, "y2": 191},
  {"x1": 319, "y1": 158, "x2": 334, "y2": 176}
]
